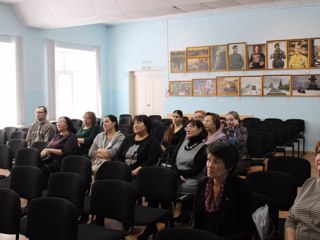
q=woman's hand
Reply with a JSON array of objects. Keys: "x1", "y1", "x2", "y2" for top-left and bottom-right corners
[
  {"x1": 40, "y1": 148, "x2": 49, "y2": 158},
  {"x1": 180, "y1": 175, "x2": 186, "y2": 183}
]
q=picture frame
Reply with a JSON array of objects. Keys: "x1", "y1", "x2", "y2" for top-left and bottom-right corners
[
  {"x1": 216, "y1": 76, "x2": 240, "y2": 96},
  {"x1": 186, "y1": 46, "x2": 210, "y2": 58},
  {"x1": 169, "y1": 81, "x2": 192, "y2": 96},
  {"x1": 170, "y1": 51, "x2": 186, "y2": 73},
  {"x1": 187, "y1": 57, "x2": 210, "y2": 72},
  {"x1": 227, "y1": 42, "x2": 247, "y2": 71},
  {"x1": 247, "y1": 44, "x2": 266, "y2": 70},
  {"x1": 287, "y1": 39, "x2": 309, "y2": 69},
  {"x1": 210, "y1": 45, "x2": 227, "y2": 71},
  {"x1": 310, "y1": 38, "x2": 320, "y2": 68},
  {"x1": 240, "y1": 76, "x2": 262, "y2": 96},
  {"x1": 192, "y1": 78, "x2": 216, "y2": 96},
  {"x1": 263, "y1": 75, "x2": 291, "y2": 96},
  {"x1": 291, "y1": 74, "x2": 320, "y2": 96},
  {"x1": 266, "y1": 40, "x2": 287, "y2": 69}
]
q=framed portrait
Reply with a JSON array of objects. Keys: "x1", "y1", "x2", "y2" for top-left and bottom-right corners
[
  {"x1": 170, "y1": 51, "x2": 186, "y2": 73},
  {"x1": 287, "y1": 39, "x2": 309, "y2": 69},
  {"x1": 240, "y1": 76, "x2": 262, "y2": 96},
  {"x1": 227, "y1": 42, "x2": 247, "y2": 71},
  {"x1": 291, "y1": 74, "x2": 320, "y2": 96},
  {"x1": 186, "y1": 46, "x2": 210, "y2": 58},
  {"x1": 216, "y1": 76, "x2": 240, "y2": 96},
  {"x1": 247, "y1": 44, "x2": 266, "y2": 70},
  {"x1": 187, "y1": 57, "x2": 210, "y2": 72},
  {"x1": 192, "y1": 78, "x2": 216, "y2": 96},
  {"x1": 263, "y1": 75, "x2": 291, "y2": 96},
  {"x1": 210, "y1": 45, "x2": 227, "y2": 71},
  {"x1": 310, "y1": 38, "x2": 320, "y2": 68},
  {"x1": 266, "y1": 40, "x2": 287, "y2": 69},
  {"x1": 169, "y1": 81, "x2": 192, "y2": 96}
]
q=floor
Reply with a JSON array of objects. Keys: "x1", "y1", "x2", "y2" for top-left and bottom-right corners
[{"x1": 0, "y1": 150, "x2": 317, "y2": 240}]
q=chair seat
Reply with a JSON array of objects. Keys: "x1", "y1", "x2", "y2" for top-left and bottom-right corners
[
  {"x1": 78, "y1": 223, "x2": 127, "y2": 240},
  {"x1": 134, "y1": 204, "x2": 171, "y2": 225}
]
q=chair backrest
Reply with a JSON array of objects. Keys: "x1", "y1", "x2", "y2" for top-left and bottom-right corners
[
  {"x1": 61, "y1": 155, "x2": 92, "y2": 192},
  {"x1": 0, "y1": 129, "x2": 7, "y2": 144},
  {"x1": 3, "y1": 127, "x2": 17, "y2": 140},
  {"x1": 9, "y1": 130, "x2": 27, "y2": 140},
  {"x1": 31, "y1": 141, "x2": 48, "y2": 152},
  {"x1": 0, "y1": 188, "x2": 21, "y2": 235},
  {"x1": 242, "y1": 117, "x2": 261, "y2": 128},
  {"x1": 136, "y1": 166, "x2": 179, "y2": 202},
  {"x1": 15, "y1": 148, "x2": 41, "y2": 167},
  {"x1": 246, "y1": 171, "x2": 297, "y2": 211},
  {"x1": 95, "y1": 160, "x2": 132, "y2": 182},
  {"x1": 47, "y1": 172, "x2": 86, "y2": 211},
  {"x1": 267, "y1": 156, "x2": 311, "y2": 187},
  {"x1": 90, "y1": 179, "x2": 136, "y2": 224},
  {"x1": 71, "y1": 118, "x2": 83, "y2": 131},
  {"x1": 27, "y1": 197, "x2": 78, "y2": 240},
  {"x1": 155, "y1": 228, "x2": 223, "y2": 240},
  {"x1": 152, "y1": 125, "x2": 167, "y2": 143},
  {"x1": 263, "y1": 118, "x2": 283, "y2": 128},
  {"x1": 7, "y1": 139, "x2": 28, "y2": 158},
  {"x1": 0, "y1": 144, "x2": 13, "y2": 170},
  {"x1": 9, "y1": 166, "x2": 43, "y2": 202}
]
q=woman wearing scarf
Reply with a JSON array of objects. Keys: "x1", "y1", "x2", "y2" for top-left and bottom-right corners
[{"x1": 203, "y1": 112, "x2": 227, "y2": 145}]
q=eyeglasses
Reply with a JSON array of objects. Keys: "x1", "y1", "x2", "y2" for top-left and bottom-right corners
[
  {"x1": 203, "y1": 120, "x2": 213, "y2": 124},
  {"x1": 35, "y1": 111, "x2": 45, "y2": 114},
  {"x1": 184, "y1": 126, "x2": 195, "y2": 131}
]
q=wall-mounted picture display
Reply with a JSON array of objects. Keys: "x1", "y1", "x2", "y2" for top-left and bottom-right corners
[
  {"x1": 291, "y1": 74, "x2": 320, "y2": 96},
  {"x1": 187, "y1": 57, "x2": 210, "y2": 72},
  {"x1": 247, "y1": 44, "x2": 266, "y2": 70},
  {"x1": 240, "y1": 76, "x2": 262, "y2": 96},
  {"x1": 169, "y1": 81, "x2": 192, "y2": 96},
  {"x1": 263, "y1": 75, "x2": 291, "y2": 96},
  {"x1": 287, "y1": 39, "x2": 309, "y2": 69},
  {"x1": 310, "y1": 38, "x2": 320, "y2": 68},
  {"x1": 186, "y1": 46, "x2": 210, "y2": 58},
  {"x1": 216, "y1": 76, "x2": 240, "y2": 96},
  {"x1": 170, "y1": 51, "x2": 186, "y2": 73},
  {"x1": 227, "y1": 42, "x2": 247, "y2": 71},
  {"x1": 266, "y1": 40, "x2": 287, "y2": 69},
  {"x1": 210, "y1": 45, "x2": 227, "y2": 71},
  {"x1": 192, "y1": 78, "x2": 216, "y2": 96}
]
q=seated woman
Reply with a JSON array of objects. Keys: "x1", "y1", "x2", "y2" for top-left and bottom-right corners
[
  {"x1": 161, "y1": 109, "x2": 186, "y2": 155},
  {"x1": 88, "y1": 115, "x2": 125, "y2": 172},
  {"x1": 193, "y1": 143, "x2": 253, "y2": 239},
  {"x1": 284, "y1": 140, "x2": 320, "y2": 240},
  {"x1": 40, "y1": 116, "x2": 78, "y2": 177},
  {"x1": 223, "y1": 111, "x2": 249, "y2": 175},
  {"x1": 203, "y1": 112, "x2": 227, "y2": 145},
  {"x1": 75, "y1": 111, "x2": 100, "y2": 157},
  {"x1": 193, "y1": 109, "x2": 206, "y2": 122}
]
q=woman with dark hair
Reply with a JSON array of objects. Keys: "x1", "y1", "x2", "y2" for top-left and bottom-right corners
[
  {"x1": 192, "y1": 143, "x2": 253, "y2": 239},
  {"x1": 76, "y1": 111, "x2": 100, "y2": 156},
  {"x1": 89, "y1": 115, "x2": 125, "y2": 172},
  {"x1": 161, "y1": 109, "x2": 186, "y2": 154},
  {"x1": 40, "y1": 116, "x2": 78, "y2": 174},
  {"x1": 203, "y1": 112, "x2": 227, "y2": 145}
]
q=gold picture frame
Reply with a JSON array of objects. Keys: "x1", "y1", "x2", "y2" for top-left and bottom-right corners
[
  {"x1": 170, "y1": 51, "x2": 186, "y2": 73},
  {"x1": 169, "y1": 81, "x2": 192, "y2": 96},
  {"x1": 240, "y1": 76, "x2": 262, "y2": 96},
  {"x1": 192, "y1": 78, "x2": 216, "y2": 96},
  {"x1": 291, "y1": 74, "x2": 320, "y2": 96},
  {"x1": 263, "y1": 75, "x2": 291, "y2": 96},
  {"x1": 216, "y1": 76, "x2": 240, "y2": 96}
]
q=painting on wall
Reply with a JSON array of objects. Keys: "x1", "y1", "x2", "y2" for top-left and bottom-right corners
[
  {"x1": 186, "y1": 46, "x2": 210, "y2": 58},
  {"x1": 287, "y1": 39, "x2": 309, "y2": 69},
  {"x1": 310, "y1": 38, "x2": 320, "y2": 68},
  {"x1": 266, "y1": 40, "x2": 287, "y2": 69},
  {"x1": 170, "y1": 51, "x2": 186, "y2": 73},
  {"x1": 263, "y1": 75, "x2": 291, "y2": 96},
  {"x1": 192, "y1": 78, "x2": 216, "y2": 96},
  {"x1": 240, "y1": 76, "x2": 262, "y2": 96},
  {"x1": 216, "y1": 76, "x2": 240, "y2": 96},
  {"x1": 247, "y1": 44, "x2": 266, "y2": 70},
  {"x1": 291, "y1": 75, "x2": 320, "y2": 96},
  {"x1": 227, "y1": 42, "x2": 247, "y2": 71},
  {"x1": 187, "y1": 57, "x2": 210, "y2": 72},
  {"x1": 210, "y1": 45, "x2": 227, "y2": 71},
  {"x1": 169, "y1": 81, "x2": 192, "y2": 96}
]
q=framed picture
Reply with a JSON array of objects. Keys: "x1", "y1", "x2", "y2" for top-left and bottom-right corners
[
  {"x1": 240, "y1": 76, "x2": 262, "y2": 96},
  {"x1": 210, "y1": 45, "x2": 227, "y2": 71},
  {"x1": 287, "y1": 39, "x2": 309, "y2": 69},
  {"x1": 187, "y1": 57, "x2": 210, "y2": 72},
  {"x1": 186, "y1": 46, "x2": 210, "y2": 58},
  {"x1": 227, "y1": 42, "x2": 247, "y2": 71},
  {"x1": 266, "y1": 40, "x2": 287, "y2": 69},
  {"x1": 247, "y1": 44, "x2": 266, "y2": 70},
  {"x1": 169, "y1": 81, "x2": 192, "y2": 96},
  {"x1": 170, "y1": 51, "x2": 186, "y2": 73},
  {"x1": 263, "y1": 75, "x2": 291, "y2": 96},
  {"x1": 192, "y1": 78, "x2": 216, "y2": 96},
  {"x1": 291, "y1": 74, "x2": 320, "y2": 96},
  {"x1": 310, "y1": 38, "x2": 320, "y2": 68},
  {"x1": 216, "y1": 76, "x2": 240, "y2": 96}
]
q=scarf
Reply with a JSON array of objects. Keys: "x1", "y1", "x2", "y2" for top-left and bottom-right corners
[{"x1": 205, "y1": 178, "x2": 224, "y2": 213}]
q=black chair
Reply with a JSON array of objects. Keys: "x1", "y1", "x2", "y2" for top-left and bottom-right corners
[
  {"x1": 119, "y1": 114, "x2": 132, "y2": 126},
  {"x1": 3, "y1": 127, "x2": 18, "y2": 140},
  {"x1": 7, "y1": 138, "x2": 28, "y2": 159},
  {"x1": 26, "y1": 197, "x2": 78, "y2": 240},
  {"x1": 95, "y1": 160, "x2": 132, "y2": 182},
  {"x1": 0, "y1": 188, "x2": 21, "y2": 240},
  {"x1": 155, "y1": 228, "x2": 223, "y2": 240},
  {"x1": 285, "y1": 119, "x2": 306, "y2": 156},
  {"x1": 152, "y1": 125, "x2": 167, "y2": 143},
  {"x1": 31, "y1": 141, "x2": 48, "y2": 152},
  {"x1": 72, "y1": 118, "x2": 83, "y2": 131},
  {"x1": 267, "y1": 156, "x2": 311, "y2": 187},
  {"x1": 0, "y1": 129, "x2": 7, "y2": 144},
  {"x1": 78, "y1": 180, "x2": 137, "y2": 240},
  {"x1": 263, "y1": 118, "x2": 283, "y2": 128},
  {"x1": 15, "y1": 148, "x2": 41, "y2": 167},
  {"x1": 247, "y1": 134, "x2": 267, "y2": 170},
  {"x1": 0, "y1": 144, "x2": 13, "y2": 179},
  {"x1": 9, "y1": 130, "x2": 27, "y2": 140},
  {"x1": 149, "y1": 115, "x2": 162, "y2": 123},
  {"x1": 242, "y1": 117, "x2": 261, "y2": 128}
]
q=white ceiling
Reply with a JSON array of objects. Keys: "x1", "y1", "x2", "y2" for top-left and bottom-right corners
[{"x1": 1, "y1": 0, "x2": 320, "y2": 29}]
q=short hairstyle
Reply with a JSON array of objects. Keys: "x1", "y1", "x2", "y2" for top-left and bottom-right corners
[
  {"x1": 185, "y1": 119, "x2": 208, "y2": 140},
  {"x1": 206, "y1": 142, "x2": 239, "y2": 172},
  {"x1": 37, "y1": 106, "x2": 47, "y2": 113},
  {"x1": 194, "y1": 109, "x2": 206, "y2": 117},
  {"x1": 133, "y1": 115, "x2": 152, "y2": 133},
  {"x1": 233, "y1": 45, "x2": 238, "y2": 49},
  {"x1": 205, "y1": 112, "x2": 221, "y2": 129},
  {"x1": 226, "y1": 111, "x2": 241, "y2": 123},
  {"x1": 83, "y1": 111, "x2": 96, "y2": 125},
  {"x1": 274, "y1": 43, "x2": 280, "y2": 48},
  {"x1": 105, "y1": 114, "x2": 119, "y2": 131}
]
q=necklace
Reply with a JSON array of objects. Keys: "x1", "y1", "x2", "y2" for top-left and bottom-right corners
[{"x1": 184, "y1": 141, "x2": 200, "y2": 150}]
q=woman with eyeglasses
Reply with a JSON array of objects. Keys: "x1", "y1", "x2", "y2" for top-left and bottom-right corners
[{"x1": 203, "y1": 112, "x2": 227, "y2": 145}]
